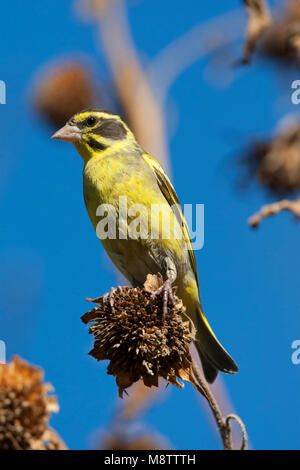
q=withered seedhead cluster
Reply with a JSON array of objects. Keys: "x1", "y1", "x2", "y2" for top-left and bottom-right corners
[
  {"x1": 0, "y1": 357, "x2": 59, "y2": 450},
  {"x1": 240, "y1": 123, "x2": 300, "y2": 194},
  {"x1": 81, "y1": 275, "x2": 194, "y2": 397},
  {"x1": 34, "y1": 62, "x2": 97, "y2": 127},
  {"x1": 259, "y1": 0, "x2": 300, "y2": 67}
]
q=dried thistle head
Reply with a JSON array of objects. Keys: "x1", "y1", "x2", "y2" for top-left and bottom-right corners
[
  {"x1": 238, "y1": 120, "x2": 300, "y2": 194},
  {"x1": 82, "y1": 275, "x2": 196, "y2": 398},
  {"x1": 0, "y1": 356, "x2": 59, "y2": 450},
  {"x1": 33, "y1": 62, "x2": 97, "y2": 128}
]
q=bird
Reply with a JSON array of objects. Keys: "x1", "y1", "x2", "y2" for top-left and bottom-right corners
[{"x1": 51, "y1": 108, "x2": 238, "y2": 383}]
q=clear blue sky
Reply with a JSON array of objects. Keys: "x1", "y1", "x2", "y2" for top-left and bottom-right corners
[{"x1": 1, "y1": 0, "x2": 299, "y2": 450}]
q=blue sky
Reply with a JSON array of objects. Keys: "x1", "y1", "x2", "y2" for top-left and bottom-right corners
[{"x1": 1, "y1": 0, "x2": 300, "y2": 450}]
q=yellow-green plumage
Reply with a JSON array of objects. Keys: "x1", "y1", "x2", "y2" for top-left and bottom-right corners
[{"x1": 52, "y1": 108, "x2": 238, "y2": 383}]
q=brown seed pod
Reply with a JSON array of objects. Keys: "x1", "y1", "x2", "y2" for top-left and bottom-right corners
[
  {"x1": 0, "y1": 357, "x2": 59, "y2": 450},
  {"x1": 82, "y1": 274, "x2": 197, "y2": 398},
  {"x1": 33, "y1": 62, "x2": 97, "y2": 128}
]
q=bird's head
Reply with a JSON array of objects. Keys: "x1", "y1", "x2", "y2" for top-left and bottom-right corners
[{"x1": 51, "y1": 108, "x2": 137, "y2": 161}]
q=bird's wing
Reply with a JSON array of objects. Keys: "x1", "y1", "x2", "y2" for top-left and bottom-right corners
[{"x1": 142, "y1": 153, "x2": 199, "y2": 288}]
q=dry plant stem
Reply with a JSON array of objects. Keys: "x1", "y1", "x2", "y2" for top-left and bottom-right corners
[
  {"x1": 118, "y1": 381, "x2": 163, "y2": 421},
  {"x1": 248, "y1": 198, "x2": 300, "y2": 227},
  {"x1": 225, "y1": 415, "x2": 248, "y2": 451},
  {"x1": 192, "y1": 359, "x2": 247, "y2": 450}
]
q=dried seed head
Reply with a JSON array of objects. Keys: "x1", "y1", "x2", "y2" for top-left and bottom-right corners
[
  {"x1": 0, "y1": 357, "x2": 59, "y2": 450},
  {"x1": 82, "y1": 275, "x2": 195, "y2": 397},
  {"x1": 260, "y1": 0, "x2": 300, "y2": 66},
  {"x1": 258, "y1": 126, "x2": 300, "y2": 192},
  {"x1": 238, "y1": 121, "x2": 300, "y2": 194},
  {"x1": 34, "y1": 62, "x2": 97, "y2": 128}
]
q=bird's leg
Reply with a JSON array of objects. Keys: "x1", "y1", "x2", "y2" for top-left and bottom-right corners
[
  {"x1": 103, "y1": 286, "x2": 122, "y2": 309},
  {"x1": 151, "y1": 278, "x2": 177, "y2": 317},
  {"x1": 151, "y1": 259, "x2": 177, "y2": 317}
]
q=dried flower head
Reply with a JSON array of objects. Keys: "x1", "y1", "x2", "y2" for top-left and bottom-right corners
[
  {"x1": 239, "y1": 119, "x2": 300, "y2": 194},
  {"x1": 259, "y1": 0, "x2": 300, "y2": 66},
  {"x1": 0, "y1": 356, "x2": 59, "y2": 450},
  {"x1": 82, "y1": 274, "x2": 198, "y2": 397},
  {"x1": 34, "y1": 62, "x2": 97, "y2": 128}
]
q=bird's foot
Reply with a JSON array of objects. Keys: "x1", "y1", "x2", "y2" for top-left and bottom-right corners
[{"x1": 151, "y1": 278, "x2": 177, "y2": 318}]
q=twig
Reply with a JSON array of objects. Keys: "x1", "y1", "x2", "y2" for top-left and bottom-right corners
[
  {"x1": 248, "y1": 198, "x2": 300, "y2": 228},
  {"x1": 192, "y1": 359, "x2": 247, "y2": 450},
  {"x1": 225, "y1": 414, "x2": 248, "y2": 450}
]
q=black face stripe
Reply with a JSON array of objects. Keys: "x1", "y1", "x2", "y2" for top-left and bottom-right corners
[
  {"x1": 93, "y1": 119, "x2": 127, "y2": 140},
  {"x1": 87, "y1": 137, "x2": 107, "y2": 151}
]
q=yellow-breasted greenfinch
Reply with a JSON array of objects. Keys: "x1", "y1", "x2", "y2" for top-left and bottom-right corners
[{"x1": 52, "y1": 108, "x2": 238, "y2": 383}]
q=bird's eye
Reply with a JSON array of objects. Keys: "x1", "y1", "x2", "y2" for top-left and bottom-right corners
[{"x1": 86, "y1": 116, "x2": 97, "y2": 127}]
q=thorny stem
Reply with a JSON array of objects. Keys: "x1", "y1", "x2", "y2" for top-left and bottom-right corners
[{"x1": 192, "y1": 359, "x2": 247, "y2": 450}]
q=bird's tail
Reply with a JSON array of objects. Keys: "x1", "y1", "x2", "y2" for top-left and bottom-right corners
[{"x1": 193, "y1": 305, "x2": 238, "y2": 383}]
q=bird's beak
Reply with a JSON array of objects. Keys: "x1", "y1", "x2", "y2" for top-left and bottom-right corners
[{"x1": 51, "y1": 124, "x2": 82, "y2": 144}]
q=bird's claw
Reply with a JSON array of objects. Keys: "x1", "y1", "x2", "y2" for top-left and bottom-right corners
[{"x1": 151, "y1": 278, "x2": 177, "y2": 318}]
